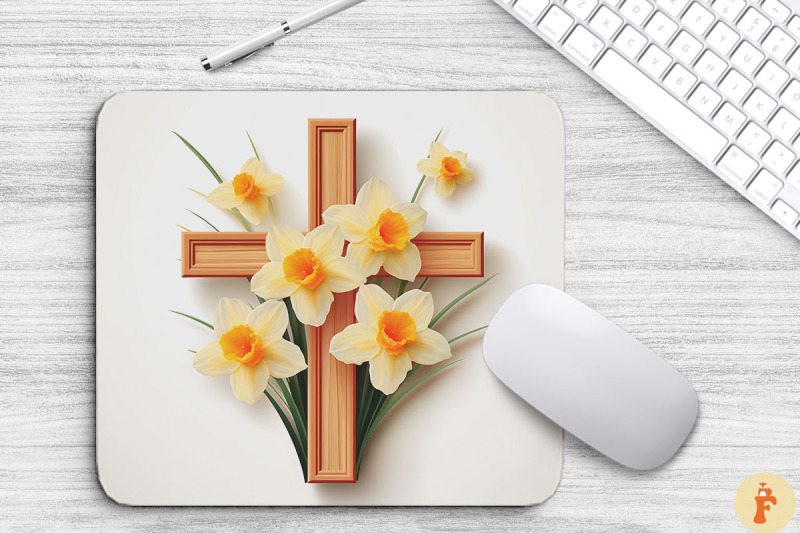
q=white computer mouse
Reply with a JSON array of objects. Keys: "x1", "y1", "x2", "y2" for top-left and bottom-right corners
[{"x1": 483, "y1": 284, "x2": 698, "y2": 470}]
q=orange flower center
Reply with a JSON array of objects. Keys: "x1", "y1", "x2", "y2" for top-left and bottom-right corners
[
  {"x1": 219, "y1": 324, "x2": 264, "y2": 367},
  {"x1": 232, "y1": 173, "x2": 259, "y2": 199},
  {"x1": 366, "y1": 209, "x2": 410, "y2": 252},
  {"x1": 440, "y1": 157, "x2": 462, "y2": 180},
  {"x1": 376, "y1": 310, "x2": 417, "y2": 356},
  {"x1": 283, "y1": 248, "x2": 325, "y2": 289}
]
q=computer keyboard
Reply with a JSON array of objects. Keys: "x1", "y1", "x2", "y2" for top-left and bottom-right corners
[{"x1": 495, "y1": 0, "x2": 800, "y2": 239}]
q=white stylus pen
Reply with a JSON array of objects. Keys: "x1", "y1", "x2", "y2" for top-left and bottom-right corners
[{"x1": 201, "y1": 0, "x2": 366, "y2": 71}]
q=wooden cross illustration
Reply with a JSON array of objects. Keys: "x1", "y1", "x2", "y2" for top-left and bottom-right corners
[{"x1": 181, "y1": 119, "x2": 484, "y2": 482}]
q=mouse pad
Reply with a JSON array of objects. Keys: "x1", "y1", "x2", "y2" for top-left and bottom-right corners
[{"x1": 96, "y1": 91, "x2": 564, "y2": 505}]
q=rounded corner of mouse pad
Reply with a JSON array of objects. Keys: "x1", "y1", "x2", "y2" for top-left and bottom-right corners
[{"x1": 95, "y1": 90, "x2": 565, "y2": 506}]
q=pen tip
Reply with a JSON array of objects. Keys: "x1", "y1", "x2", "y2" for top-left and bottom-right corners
[{"x1": 200, "y1": 57, "x2": 211, "y2": 71}]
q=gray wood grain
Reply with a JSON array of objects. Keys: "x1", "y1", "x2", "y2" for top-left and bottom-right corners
[{"x1": 2, "y1": 0, "x2": 800, "y2": 530}]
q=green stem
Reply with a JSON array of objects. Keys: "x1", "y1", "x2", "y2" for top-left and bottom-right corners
[
  {"x1": 230, "y1": 208, "x2": 252, "y2": 232},
  {"x1": 429, "y1": 274, "x2": 498, "y2": 329},
  {"x1": 276, "y1": 378, "x2": 308, "y2": 446},
  {"x1": 170, "y1": 310, "x2": 213, "y2": 330},
  {"x1": 448, "y1": 325, "x2": 488, "y2": 344},
  {"x1": 390, "y1": 277, "x2": 403, "y2": 299},
  {"x1": 418, "y1": 277, "x2": 430, "y2": 291},
  {"x1": 247, "y1": 131, "x2": 260, "y2": 160},
  {"x1": 264, "y1": 390, "x2": 307, "y2": 480}
]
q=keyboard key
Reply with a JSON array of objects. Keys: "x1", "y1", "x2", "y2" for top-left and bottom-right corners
[
  {"x1": 594, "y1": 50, "x2": 727, "y2": 161},
  {"x1": 768, "y1": 109, "x2": 800, "y2": 142},
  {"x1": 639, "y1": 44, "x2": 672, "y2": 77},
  {"x1": 718, "y1": 146, "x2": 758, "y2": 184},
  {"x1": 564, "y1": 26, "x2": 605, "y2": 65},
  {"x1": 706, "y1": 21, "x2": 738, "y2": 55},
  {"x1": 719, "y1": 69, "x2": 752, "y2": 103},
  {"x1": 620, "y1": 0, "x2": 654, "y2": 24},
  {"x1": 688, "y1": 83, "x2": 722, "y2": 115},
  {"x1": 664, "y1": 64, "x2": 697, "y2": 96},
  {"x1": 694, "y1": 50, "x2": 727, "y2": 83},
  {"x1": 590, "y1": 7, "x2": 624, "y2": 39},
  {"x1": 748, "y1": 170, "x2": 783, "y2": 204},
  {"x1": 711, "y1": 0, "x2": 745, "y2": 22},
  {"x1": 615, "y1": 26, "x2": 648, "y2": 58},
  {"x1": 787, "y1": 164, "x2": 800, "y2": 188},
  {"x1": 565, "y1": 0, "x2": 599, "y2": 20},
  {"x1": 682, "y1": 3, "x2": 715, "y2": 36},
  {"x1": 538, "y1": 6, "x2": 574, "y2": 41},
  {"x1": 763, "y1": 27, "x2": 795, "y2": 61},
  {"x1": 656, "y1": 0, "x2": 690, "y2": 16},
  {"x1": 785, "y1": 49, "x2": 800, "y2": 78},
  {"x1": 645, "y1": 12, "x2": 678, "y2": 45},
  {"x1": 731, "y1": 41, "x2": 765, "y2": 75},
  {"x1": 514, "y1": 0, "x2": 549, "y2": 21},
  {"x1": 787, "y1": 16, "x2": 800, "y2": 39},
  {"x1": 737, "y1": 8, "x2": 770, "y2": 42},
  {"x1": 713, "y1": 103, "x2": 746, "y2": 134},
  {"x1": 771, "y1": 199, "x2": 799, "y2": 225},
  {"x1": 756, "y1": 61, "x2": 789, "y2": 94},
  {"x1": 738, "y1": 122, "x2": 771, "y2": 154},
  {"x1": 763, "y1": 141, "x2": 795, "y2": 173},
  {"x1": 670, "y1": 30, "x2": 703, "y2": 64},
  {"x1": 780, "y1": 80, "x2": 800, "y2": 115},
  {"x1": 762, "y1": 0, "x2": 791, "y2": 23},
  {"x1": 744, "y1": 89, "x2": 777, "y2": 121}
]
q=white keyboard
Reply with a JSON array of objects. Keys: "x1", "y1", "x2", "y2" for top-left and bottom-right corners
[{"x1": 496, "y1": 0, "x2": 800, "y2": 239}]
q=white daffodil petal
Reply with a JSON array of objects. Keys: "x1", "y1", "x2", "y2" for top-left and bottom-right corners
[
  {"x1": 214, "y1": 297, "x2": 251, "y2": 333},
  {"x1": 207, "y1": 182, "x2": 240, "y2": 209},
  {"x1": 330, "y1": 323, "x2": 381, "y2": 364},
  {"x1": 237, "y1": 194, "x2": 271, "y2": 225},
  {"x1": 266, "y1": 225, "x2": 304, "y2": 262},
  {"x1": 304, "y1": 224, "x2": 345, "y2": 265},
  {"x1": 393, "y1": 289, "x2": 434, "y2": 329},
  {"x1": 324, "y1": 257, "x2": 366, "y2": 293},
  {"x1": 240, "y1": 157, "x2": 262, "y2": 177},
  {"x1": 382, "y1": 243, "x2": 421, "y2": 281},
  {"x1": 346, "y1": 241, "x2": 384, "y2": 277},
  {"x1": 247, "y1": 300, "x2": 289, "y2": 342},
  {"x1": 257, "y1": 173, "x2": 284, "y2": 197},
  {"x1": 230, "y1": 363, "x2": 270, "y2": 405},
  {"x1": 355, "y1": 177, "x2": 395, "y2": 222},
  {"x1": 322, "y1": 204, "x2": 371, "y2": 242},
  {"x1": 262, "y1": 339, "x2": 307, "y2": 378},
  {"x1": 290, "y1": 286, "x2": 334, "y2": 327},
  {"x1": 390, "y1": 202, "x2": 427, "y2": 238},
  {"x1": 193, "y1": 341, "x2": 238, "y2": 376},
  {"x1": 429, "y1": 141, "x2": 450, "y2": 161},
  {"x1": 369, "y1": 351, "x2": 412, "y2": 395},
  {"x1": 450, "y1": 151, "x2": 468, "y2": 166},
  {"x1": 434, "y1": 177, "x2": 457, "y2": 198},
  {"x1": 354, "y1": 284, "x2": 394, "y2": 327},
  {"x1": 250, "y1": 261, "x2": 295, "y2": 300},
  {"x1": 416, "y1": 158, "x2": 441, "y2": 178},
  {"x1": 455, "y1": 167, "x2": 474, "y2": 185},
  {"x1": 407, "y1": 328, "x2": 452, "y2": 365}
]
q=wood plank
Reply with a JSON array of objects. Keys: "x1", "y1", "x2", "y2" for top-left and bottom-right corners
[
  {"x1": 306, "y1": 119, "x2": 358, "y2": 483},
  {"x1": 181, "y1": 232, "x2": 484, "y2": 278}
]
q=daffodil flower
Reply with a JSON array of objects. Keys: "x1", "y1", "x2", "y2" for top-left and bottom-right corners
[
  {"x1": 207, "y1": 157, "x2": 284, "y2": 225},
  {"x1": 329, "y1": 285, "x2": 452, "y2": 395},
  {"x1": 250, "y1": 224, "x2": 366, "y2": 327},
  {"x1": 193, "y1": 298, "x2": 307, "y2": 405},
  {"x1": 416, "y1": 142, "x2": 474, "y2": 198},
  {"x1": 322, "y1": 177, "x2": 427, "y2": 281}
]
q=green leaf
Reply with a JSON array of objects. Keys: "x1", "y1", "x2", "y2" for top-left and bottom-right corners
[
  {"x1": 247, "y1": 131, "x2": 260, "y2": 160},
  {"x1": 397, "y1": 279, "x2": 409, "y2": 296},
  {"x1": 188, "y1": 188, "x2": 208, "y2": 199},
  {"x1": 173, "y1": 132, "x2": 223, "y2": 184},
  {"x1": 276, "y1": 378, "x2": 308, "y2": 446},
  {"x1": 428, "y1": 273, "x2": 498, "y2": 329},
  {"x1": 264, "y1": 390, "x2": 307, "y2": 480},
  {"x1": 448, "y1": 325, "x2": 488, "y2": 344},
  {"x1": 170, "y1": 310, "x2": 213, "y2": 330},
  {"x1": 176, "y1": 225, "x2": 192, "y2": 232},
  {"x1": 186, "y1": 209, "x2": 219, "y2": 232}
]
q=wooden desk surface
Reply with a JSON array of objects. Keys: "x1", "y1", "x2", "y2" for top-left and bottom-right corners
[{"x1": 2, "y1": 0, "x2": 799, "y2": 530}]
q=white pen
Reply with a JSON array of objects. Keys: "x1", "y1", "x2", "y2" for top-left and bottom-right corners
[{"x1": 201, "y1": 0, "x2": 367, "y2": 71}]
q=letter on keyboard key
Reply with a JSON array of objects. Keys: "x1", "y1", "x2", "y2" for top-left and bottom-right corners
[
  {"x1": 664, "y1": 64, "x2": 697, "y2": 97},
  {"x1": 780, "y1": 80, "x2": 800, "y2": 114},
  {"x1": 670, "y1": 30, "x2": 703, "y2": 64},
  {"x1": 539, "y1": 6, "x2": 575, "y2": 41},
  {"x1": 590, "y1": 7, "x2": 623, "y2": 39},
  {"x1": 639, "y1": 44, "x2": 671, "y2": 78},
  {"x1": 657, "y1": 0, "x2": 689, "y2": 17},
  {"x1": 682, "y1": 3, "x2": 715, "y2": 35},
  {"x1": 565, "y1": 0, "x2": 599, "y2": 20},
  {"x1": 756, "y1": 61, "x2": 789, "y2": 94},
  {"x1": 645, "y1": 12, "x2": 678, "y2": 45},
  {"x1": 719, "y1": 69, "x2": 752, "y2": 103},
  {"x1": 768, "y1": 108, "x2": 800, "y2": 142},
  {"x1": 747, "y1": 170, "x2": 783, "y2": 204},
  {"x1": 744, "y1": 89, "x2": 777, "y2": 122},
  {"x1": 771, "y1": 199, "x2": 799, "y2": 225},
  {"x1": 565, "y1": 26, "x2": 605, "y2": 66},
  {"x1": 514, "y1": 0, "x2": 550, "y2": 22},
  {"x1": 616, "y1": 26, "x2": 648, "y2": 58},
  {"x1": 594, "y1": 50, "x2": 727, "y2": 162},
  {"x1": 713, "y1": 103, "x2": 746, "y2": 135},
  {"x1": 620, "y1": 0, "x2": 654, "y2": 24},
  {"x1": 688, "y1": 83, "x2": 722, "y2": 116},
  {"x1": 718, "y1": 146, "x2": 758, "y2": 185}
]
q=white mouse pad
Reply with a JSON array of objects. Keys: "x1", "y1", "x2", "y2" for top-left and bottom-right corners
[{"x1": 96, "y1": 91, "x2": 565, "y2": 505}]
